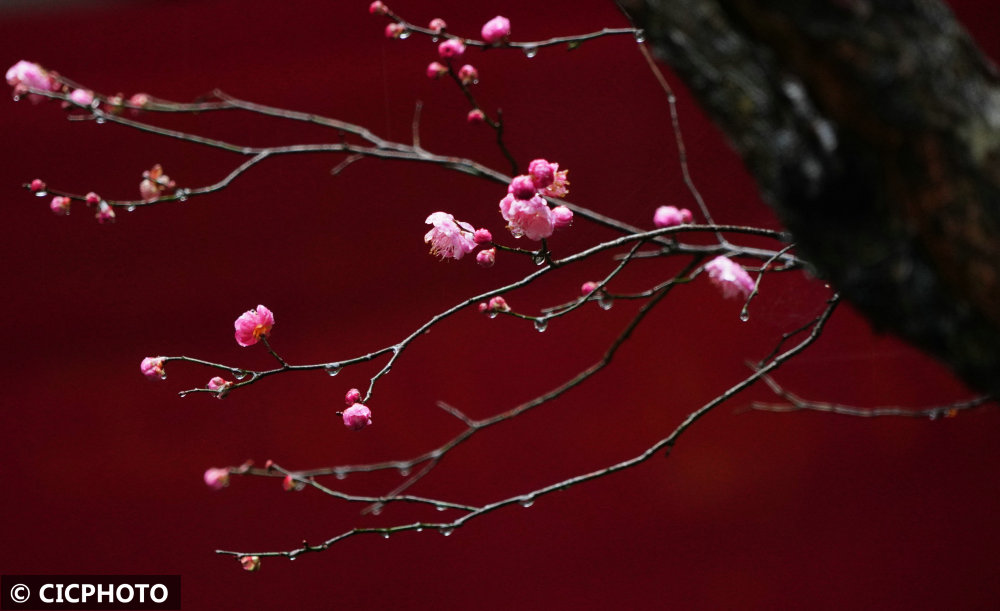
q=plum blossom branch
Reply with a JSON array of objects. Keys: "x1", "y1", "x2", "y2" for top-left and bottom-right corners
[
  {"x1": 748, "y1": 374, "x2": 995, "y2": 419},
  {"x1": 215, "y1": 293, "x2": 841, "y2": 562}
]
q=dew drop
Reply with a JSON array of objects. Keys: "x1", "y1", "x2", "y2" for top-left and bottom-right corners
[
  {"x1": 382, "y1": 532, "x2": 390, "y2": 539},
  {"x1": 12, "y1": 95, "x2": 20, "y2": 102},
  {"x1": 431, "y1": 36, "x2": 439, "y2": 43},
  {"x1": 522, "y1": 46, "x2": 538, "y2": 58},
  {"x1": 518, "y1": 497, "x2": 534, "y2": 508},
  {"x1": 399, "y1": 466, "x2": 411, "y2": 477},
  {"x1": 324, "y1": 363, "x2": 342, "y2": 376},
  {"x1": 335, "y1": 471, "x2": 347, "y2": 480},
  {"x1": 598, "y1": 294, "x2": 614, "y2": 310},
  {"x1": 441, "y1": 528, "x2": 455, "y2": 537},
  {"x1": 398, "y1": 29, "x2": 412, "y2": 39},
  {"x1": 231, "y1": 369, "x2": 247, "y2": 380},
  {"x1": 533, "y1": 253, "x2": 546, "y2": 266},
  {"x1": 634, "y1": 29, "x2": 646, "y2": 43},
  {"x1": 533, "y1": 317, "x2": 548, "y2": 333},
  {"x1": 487, "y1": 311, "x2": 498, "y2": 319},
  {"x1": 371, "y1": 504, "x2": 383, "y2": 516},
  {"x1": 739, "y1": 309, "x2": 750, "y2": 322},
  {"x1": 435, "y1": 505, "x2": 447, "y2": 512},
  {"x1": 415, "y1": 527, "x2": 424, "y2": 533},
  {"x1": 175, "y1": 188, "x2": 189, "y2": 202},
  {"x1": 95, "y1": 117, "x2": 106, "y2": 125},
  {"x1": 34, "y1": 190, "x2": 47, "y2": 198},
  {"x1": 126, "y1": 205, "x2": 137, "y2": 213},
  {"x1": 928, "y1": 411, "x2": 939, "y2": 421}
]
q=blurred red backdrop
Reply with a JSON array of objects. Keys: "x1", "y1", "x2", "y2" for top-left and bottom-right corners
[{"x1": 2, "y1": 1, "x2": 998, "y2": 609}]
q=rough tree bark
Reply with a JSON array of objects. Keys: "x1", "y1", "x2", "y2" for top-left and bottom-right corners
[{"x1": 620, "y1": 0, "x2": 1000, "y2": 396}]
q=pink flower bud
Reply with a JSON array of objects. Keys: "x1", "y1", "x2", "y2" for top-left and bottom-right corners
[
  {"x1": 527, "y1": 159, "x2": 555, "y2": 189},
  {"x1": 478, "y1": 302, "x2": 488, "y2": 313},
  {"x1": 476, "y1": 248, "x2": 496, "y2": 268},
  {"x1": 428, "y1": 18, "x2": 447, "y2": 33},
  {"x1": 488, "y1": 296, "x2": 510, "y2": 312},
  {"x1": 481, "y1": 16, "x2": 511, "y2": 44},
  {"x1": 282, "y1": 474, "x2": 302, "y2": 491},
  {"x1": 234, "y1": 305, "x2": 275, "y2": 347},
  {"x1": 385, "y1": 23, "x2": 405, "y2": 38},
  {"x1": 552, "y1": 205, "x2": 573, "y2": 229},
  {"x1": 240, "y1": 555, "x2": 261, "y2": 572},
  {"x1": 653, "y1": 205, "x2": 692, "y2": 228},
  {"x1": 345, "y1": 388, "x2": 362, "y2": 405},
  {"x1": 581, "y1": 281, "x2": 599, "y2": 295},
  {"x1": 368, "y1": 1, "x2": 388, "y2": 15},
  {"x1": 203, "y1": 467, "x2": 230, "y2": 490},
  {"x1": 507, "y1": 175, "x2": 537, "y2": 200},
  {"x1": 29, "y1": 178, "x2": 46, "y2": 192},
  {"x1": 69, "y1": 88, "x2": 94, "y2": 107},
  {"x1": 50, "y1": 196, "x2": 71, "y2": 215},
  {"x1": 424, "y1": 211, "x2": 477, "y2": 260},
  {"x1": 467, "y1": 109, "x2": 486, "y2": 124},
  {"x1": 704, "y1": 256, "x2": 755, "y2": 300},
  {"x1": 128, "y1": 93, "x2": 150, "y2": 113},
  {"x1": 95, "y1": 201, "x2": 115, "y2": 224},
  {"x1": 207, "y1": 376, "x2": 233, "y2": 398},
  {"x1": 342, "y1": 404, "x2": 373, "y2": 431},
  {"x1": 438, "y1": 38, "x2": 466, "y2": 59},
  {"x1": 85, "y1": 192, "x2": 101, "y2": 206},
  {"x1": 473, "y1": 228, "x2": 492, "y2": 244},
  {"x1": 140, "y1": 356, "x2": 166, "y2": 380},
  {"x1": 426, "y1": 61, "x2": 448, "y2": 79},
  {"x1": 457, "y1": 64, "x2": 478, "y2": 85}
]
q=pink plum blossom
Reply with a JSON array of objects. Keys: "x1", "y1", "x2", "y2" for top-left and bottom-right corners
[
  {"x1": 139, "y1": 164, "x2": 176, "y2": 201},
  {"x1": 499, "y1": 194, "x2": 555, "y2": 240},
  {"x1": 458, "y1": 64, "x2": 478, "y2": 85},
  {"x1": 234, "y1": 304, "x2": 275, "y2": 347},
  {"x1": 481, "y1": 16, "x2": 511, "y2": 44},
  {"x1": 6, "y1": 60, "x2": 59, "y2": 95},
  {"x1": 426, "y1": 61, "x2": 448, "y2": 79},
  {"x1": 140, "y1": 356, "x2": 166, "y2": 380},
  {"x1": 552, "y1": 205, "x2": 573, "y2": 228},
  {"x1": 368, "y1": 1, "x2": 388, "y2": 15},
  {"x1": 50, "y1": 196, "x2": 71, "y2": 215},
  {"x1": 473, "y1": 228, "x2": 492, "y2": 244},
  {"x1": 424, "y1": 211, "x2": 477, "y2": 260},
  {"x1": 428, "y1": 18, "x2": 447, "y2": 33},
  {"x1": 543, "y1": 166, "x2": 570, "y2": 198},
  {"x1": 476, "y1": 248, "x2": 496, "y2": 268},
  {"x1": 344, "y1": 388, "x2": 362, "y2": 405},
  {"x1": 653, "y1": 205, "x2": 692, "y2": 228},
  {"x1": 69, "y1": 88, "x2": 94, "y2": 107},
  {"x1": 95, "y1": 201, "x2": 115, "y2": 224},
  {"x1": 29, "y1": 178, "x2": 46, "y2": 193},
  {"x1": 507, "y1": 175, "x2": 537, "y2": 200},
  {"x1": 85, "y1": 192, "x2": 101, "y2": 206},
  {"x1": 438, "y1": 38, "x2": 466, "y2": 59},
  {"x1": 128, "y1": 93, "x2": 150, "y2": 112},
  {"x1": 704, "y1": 256, "x2": 755, "y2": 300},
  {"x1": 240, "y1": 556, "x2": 261, "y2": 572},
  {"x1": 467, "y1": 109, "x2": 485, "y2": 124},
  {"x1": 527, "y1": 159, "x2": 555, "y2": 189},
  {"x1": 342, "y1": 404, "x2": 373, "y2": 430},
  {"x1": 204, "y1": 467, "x2": 230, "y2": 490}
]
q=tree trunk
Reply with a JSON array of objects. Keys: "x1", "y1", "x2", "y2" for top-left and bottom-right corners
[{"x1": 621, "y1": 0, "x2": 1000, "y2": 395}]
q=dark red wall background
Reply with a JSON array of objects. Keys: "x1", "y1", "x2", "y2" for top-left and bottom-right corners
[{"x1": 2, "y1": 1, "x2": 998, "y2": 609}]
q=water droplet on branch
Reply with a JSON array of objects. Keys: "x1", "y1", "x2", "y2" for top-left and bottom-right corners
[
  {"x1": 533, "y1": 318, "x2": 548, "y2": 333},
  {"x1": 518, "y1": 497, "x2": 534, "y2": 508},
  {"x1": 324, "y1": 363, "x2": 342, "y2": 376},
  {"x1": 522, "y1": 46, "x2": 538, "y2": 58},
  {"x1": 634, "y1": 29, "x2": 646, "y2": 43}
]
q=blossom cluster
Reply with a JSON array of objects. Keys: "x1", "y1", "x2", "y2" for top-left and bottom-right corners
[{"x1": 499, "y1": 159, "x2": 572, "y2": 240}]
